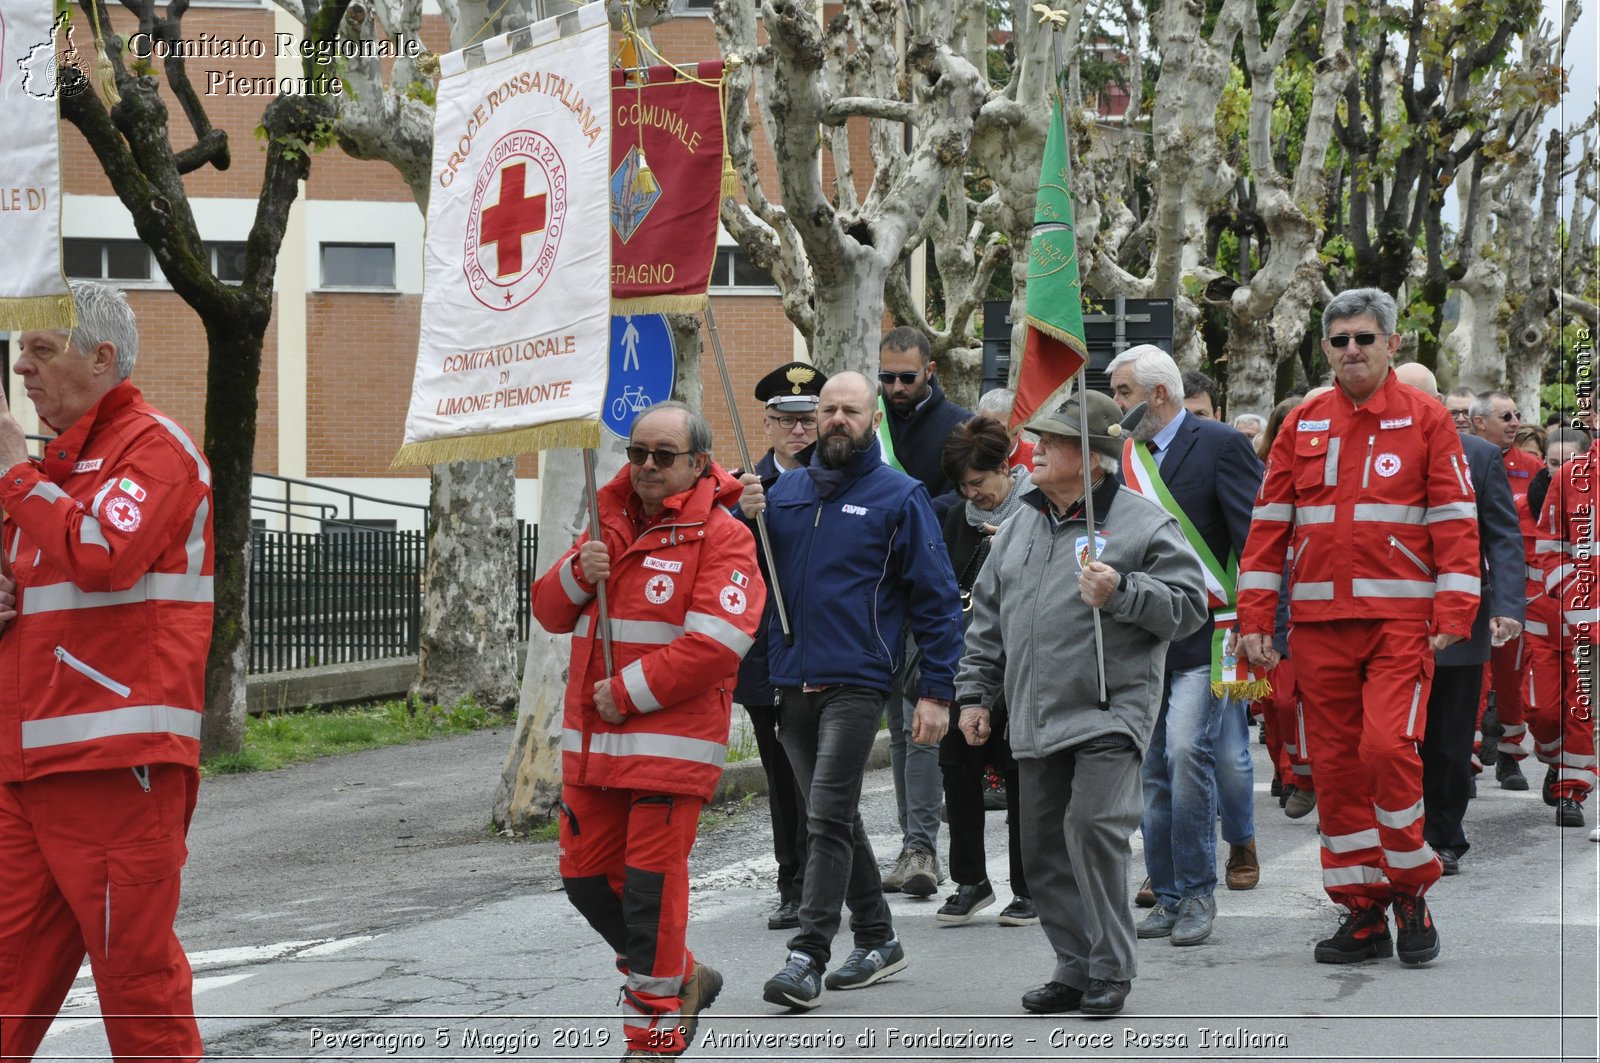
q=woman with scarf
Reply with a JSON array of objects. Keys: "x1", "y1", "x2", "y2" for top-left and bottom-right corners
[{"x1": 934, "y1": 416, "x2": 1036, "y2": 926}]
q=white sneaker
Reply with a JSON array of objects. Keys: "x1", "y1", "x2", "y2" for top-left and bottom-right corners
[{"x1": 1589, "y1": 826, "x2": 1599, "y2": 843}]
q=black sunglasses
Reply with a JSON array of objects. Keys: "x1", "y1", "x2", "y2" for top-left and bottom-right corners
[
  {"x1": 1326, "y1": 332, "x2": 1384, "y2": 348},
  {"x1": 625, "y1": 446, "x2": 694, "y2": 468},
  {"x1": 878, "y1": 370, "x2": 922, "y2": 386}
]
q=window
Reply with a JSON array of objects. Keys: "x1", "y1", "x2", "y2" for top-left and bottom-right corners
[
  {"x1": 320, "y1": 243, "x2": 396, "y2": 289},
  {"x1": 673, "y1": 0, "x2": 715, "y2": 11},
  {"x1": 710, "y1": 246, "x2": 776, "y2": 291},
  {"x1": 63, "y1": 238, "x2": 152, "y2": 282},
  {"x1": 208, "y1": 242, "x2": 248, "y2": 284}
]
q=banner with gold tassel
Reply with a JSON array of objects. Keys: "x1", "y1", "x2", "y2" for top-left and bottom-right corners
[
  {"x1": 609, "y1": 60, "x2": 729, "y2": 315},
  {"x1": 0, "y1": 0, "x2": 76, "y2": 331},
  {"x1": 393, "y1": 2, "x2": 610, "y2": 467}
]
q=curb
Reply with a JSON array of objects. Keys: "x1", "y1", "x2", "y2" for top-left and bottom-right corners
[{"x1": 712, "y1": 727, "x2": 893, "y2": 805}]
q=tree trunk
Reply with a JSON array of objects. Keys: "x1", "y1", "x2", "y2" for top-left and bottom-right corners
[
  {"x1": 411, "y1": 460, "x2": 521, "y2": 712},
  {"x1": 810, "y1": 251, "x2": 890, "y2": 375}
]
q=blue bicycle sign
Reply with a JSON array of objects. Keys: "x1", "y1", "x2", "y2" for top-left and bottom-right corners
[{"x1": 603, "y1": 315, "x2": 675, "y2": 439}]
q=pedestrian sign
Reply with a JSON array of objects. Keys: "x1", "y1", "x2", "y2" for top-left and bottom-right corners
[{"x1": 603, "y1": 314, "x2": 676, "y2": 439}]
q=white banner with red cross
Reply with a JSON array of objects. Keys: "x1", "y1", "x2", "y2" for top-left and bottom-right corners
[{"x1": 394, "y1": 2, "x2": 610, "y2": 467}]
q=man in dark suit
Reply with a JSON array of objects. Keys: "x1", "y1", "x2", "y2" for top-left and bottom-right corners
[
  {"x1": 1107, "y1": 345, "x2": 1264, "y2": 947},
  {"x1": 1394, "y1": 364, "x2": 1524, "y2": 873}
]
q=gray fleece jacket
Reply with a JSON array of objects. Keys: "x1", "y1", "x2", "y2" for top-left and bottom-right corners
[{"x1": 955, "y1": 476, "x2": 1208, "y2": 757}]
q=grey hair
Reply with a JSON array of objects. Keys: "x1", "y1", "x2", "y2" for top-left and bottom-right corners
[
  {"x1": 1548, "y1": 426, "x2": 1592, "y2": 454},
  {"x1": 1322, "y1": 287, "x2": 1398, "y2": 336},
  {"x1": 1095, "y1": 452, "x2": 1119, "y2": 475},
  {"x1": 1470, "y1": 390, "x2": 1513, "y2": 421},
  {"x1": 1446, "y1": 385, "x2": 1476, "y2": 401},
  {"x1": 66, "y1": 281, "x2": 139, "y2": 379},
  {"x1": 1104, "y1": 344, "x2": 1183, "y2": 405},
  {"x1": 977, "y1": 387, "x2": 1016, "y2": 418},
  {"x1": 632, "y1": 400, "x2": 713, "y2": 457},
  {"x1": 1232, "y1": 413, "x2": 1266, "y2": 432}
]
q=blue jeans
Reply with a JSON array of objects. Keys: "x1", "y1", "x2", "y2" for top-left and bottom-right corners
[
  {"x1": 777, "y1": 686, "x2": 895, "y2": 967},
  {"x1": 1214, "y1": 696, "x2": 1256, "y2": 847},
  {"x1": 1141, "y1": 667, "x2": 1226, "y2": 907}
]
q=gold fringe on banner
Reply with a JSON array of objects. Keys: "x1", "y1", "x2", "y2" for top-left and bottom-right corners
[
  {"x1": 611, "y1": 295, "x2": 708, "y2": 316},
  {"x1": 1213, "y1": 678, "x2": 1273, "y2": 701},
  {"x1": 0, "y1": 295, "x2": 77, "y2": 332},
  {"x1": 390, "y1": 418, "x2": 601, "y2": 469}
]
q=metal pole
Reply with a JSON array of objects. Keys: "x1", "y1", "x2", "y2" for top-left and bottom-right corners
[
  {"x1": 581, "y1": 449, "x2": 615, "y2": 676},
  {"x1": 704, "y1": 302, "x2": 795, "y2": 644}
]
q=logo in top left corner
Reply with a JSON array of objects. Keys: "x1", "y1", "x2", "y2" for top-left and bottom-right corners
[{"x1": 13, "y1": 14, "x2": 91, "y2": 101}]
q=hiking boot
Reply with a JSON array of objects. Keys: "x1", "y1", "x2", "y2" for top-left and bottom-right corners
[
  {"x1": 1496, "y1": 757, "x2": 1529, "y2": 791},
  {"x1": 1284, "y1": 787, "x2": 1317, "y2": 819},
  {"x1": 1391, "y1": 893, "x2": 1440, "y2": 965},
  {"x1": 1225, "y1": 840, "x2": 1259, "y2": 890},
  {"x1": 1170, "y1": 895, "x2": 1217, "y2": 946},
  {"x1": 762, "y1": 951, "x2": 823, "y2": 1010},
  {"x1": 1543, "y1": 765, "x2": 1559, "y2": 807},
  {"x1": 1313, "y1": 905, "x2": 1393, "y2": 964},
  {"x1": 881, "y1": 848, "x2": 912, "y2": 893},
  {"x1": 823, "y1": 939, "x2": 907, "y2": 990},
  {"x1": 677, "y1": 961, "x2": 723, "y2": 1047},
  {"x1": 997, "y1": 895, "x2": 1039, "y2": 926},
  {"x1": 1134, "y1": 877, "x2": 1156, "y2": 908},
  {"x1": 936, "y1": 880, "x2": 995, "y2": 924},
  {"x1": 1136, "y1": 904, "x2": 1178, "y2": 939},
  {"x1": 1557, "y1": 797, "x2": 1587, "y2": 827},
  {"x1": 900, "y1": 848, "x2": 939, "y2": 898}
]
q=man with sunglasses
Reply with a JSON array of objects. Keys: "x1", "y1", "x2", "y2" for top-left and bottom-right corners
[
  {"x1": 1239, "y1": 287, "x2": 1479, "y2": 968},
  {"x1": 532, "y1": 402, "x2": 765, "y2": 1059}
]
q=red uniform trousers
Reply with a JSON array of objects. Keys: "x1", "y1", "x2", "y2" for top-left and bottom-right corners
[
  {"x1": 0, "y1": 765, "x2": 200, "y2": 1063},
  {"x1": 1292, "y1": 619, "x2": 1442, "y2": 909},
  {"x1": 1525, "y1": 597, "x2": 1597, "y2": 799},
  {"x1": 1259, "y1": 658, "x2": 1315, "y2": 794},
  {"x1": 559, "y1": 783, "x2": 703, "y2": 1056},
  {"x1": 1488, "y1": 631, "x2": 1532, "y2": 759}
]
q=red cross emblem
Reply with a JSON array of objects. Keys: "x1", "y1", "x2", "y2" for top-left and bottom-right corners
[
  {"x1": 645, "y1": 574, "x2": 675, "y2": 604},
  {"x1": 464, "y1": 131, "x2": 568, "y2": 312},
  {"x1": 479, "y1": 164, "x2": 547, "y2": 278},
  {"x1": 718, "y1": 585, "x2": 747, "y2": 615}
]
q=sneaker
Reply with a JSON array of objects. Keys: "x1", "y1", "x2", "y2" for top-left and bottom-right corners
[
  {"x1": 1136, "y1": 904, "x2": 1178, "y2": 939},
  {"x1": 881, "y1": 848, "x2": 912, "y2": 893},
  {"x1": 1225, "y1": 840, "x2": 1259, "y2": 890},
  {"x1": 1557, "y1": 797, "x2": 1587, "y2": 827},
  {"x1": 1543, "y1": 766, "x2": 1559, "y2": 807},
  {"x1": 1313, "y1": 905, "x2": 1393, "y2": 964},
  {"x1": 900, "y1": 848, "x2": 939, "y2": 898},
  {"x1": 823, "y1": 939, "x2": 907, "y2": 990},
  {"x1": 1391, "y1": 893, "x2": 1440, "y2": 965},
  {"x1": 936, "y1": 880, "x2": 995, "y2": 924},
  {"x1": 1496, "y1": 757, "x2": 1529, "y2": 790},
  {"x1": 997, "y1": 895, "x2": 1040, "y2": 926},
  {"x1": 762, "y1": 951, "x2": 823, "y2": 1010},
  {"x1": 1170, "y1": 895, "x2": 1217, "y2": 946},
  {"x1": 1134, "y1": 877, "x2": 1156, "y2": 908},
  {"x1": 677, "y1": 961, "x2": 723, "y2": 1046},
  {"x1": 1284, "y1": 787, "x2": 1317, "y2": 819},
  {"x1": 1589, "y1": 826, "x2": 1599, "y2": 842},
  {"x1": 767, "y1": 899, "x2": 800, "y2": 931}
]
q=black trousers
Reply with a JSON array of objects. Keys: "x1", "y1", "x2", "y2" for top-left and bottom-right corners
[
  {"x1": 1421, "y1": 662, "x2": 1485, "y2": 855},
  {"x1": 748, "y1": 705, "x2": 807, "y2": 902},
  {"x1": 940, "y1": 707, "x2": 1027, "y2": 896}
]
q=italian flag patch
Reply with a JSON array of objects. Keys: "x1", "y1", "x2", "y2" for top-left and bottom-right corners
[
  {"x1": 118, "y1": 478, "x2": 147, "y2": 502},
  {"x1": 730, "y1": 570, "x2": 748, "y2": 587}
]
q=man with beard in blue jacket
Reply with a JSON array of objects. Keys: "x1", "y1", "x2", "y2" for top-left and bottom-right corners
[{"x1": 745, "y1": 370, "x2": 963, "y2": 1011}]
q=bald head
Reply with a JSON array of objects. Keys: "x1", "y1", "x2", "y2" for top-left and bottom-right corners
[
  {"x1": 1305, "y1": 386, "x2": 1334, "y2": 401},
  {"x1": 1393, "y1": 362, "x2": 1439, "y2": 400},
  {"x1": 822, "y1": 371, "x2": 876, "y2": 408}
]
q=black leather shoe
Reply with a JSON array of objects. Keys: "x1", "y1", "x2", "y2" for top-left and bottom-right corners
[
  {"x1": 1021, "y1": 981, "x2": 1083, "y2": 1014},
  {"x1": 1437, "y1": 848, "x2": 1460, "y2": 876},
  {"x1": 767, "y1": 899, "x2": 800, "y2": 930},
  {"x1": 1080, "y1": 978, "x2": 1131, "y2": 1017},
  {"x1": 1558, "y1": 797, "x2": 1587, "y2": 828},
  {"x1": 1496, "y1": 757, "x2": 1529, "y2": 790},
  {"x1": 1543, "y1": 766, "x2": 1558, "y2": 807}
]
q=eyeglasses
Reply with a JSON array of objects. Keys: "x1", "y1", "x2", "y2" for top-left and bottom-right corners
[
  {"x1": 1326, "y1": 332, "x2": 1384, "y2": 348},
  {"x1": 767, "y1": 414, "x2": 818, "y2": 431},
  {"x1": 625, "y1": 445, "x2": 694, "y2": 468},
  {"x1": 878, "y1": 370, "x2": 923, "y2": 386},
  {"x1": 1448, "y1": 408, "x2": 1471, "y2": 420}
]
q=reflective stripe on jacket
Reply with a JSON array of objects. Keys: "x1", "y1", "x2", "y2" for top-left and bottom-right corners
[{"x1": 1536, "y1": 450, "x2": 1598, "y2": 643}]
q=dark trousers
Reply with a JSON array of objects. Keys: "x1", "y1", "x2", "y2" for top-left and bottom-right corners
[
  {"x1": 748, "y1": 705, "x2": 807, "y2": 903},
  {"x1": 940, "y1": 714, "x2": 1027, "y2": 895},
  {"x1": 777, "y1": 686, "x2": 895, "y2": 967},
  {"x1": 1421, "y1": 662, "x2": 1485, "y2": 855}
]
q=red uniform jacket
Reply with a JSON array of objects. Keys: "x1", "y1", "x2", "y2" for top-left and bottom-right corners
[
  {"x1": 1239, "y1": 370, "x2": 1480, "y2": 639},
  {"x1": 532, "y1": 462, "x2": 764, "y2": 801},
  {"x1": 1537, "y1": 449, "x2": 1598, "y2": 644},
  {"x1": 1502, "y1": 445, "x2": 1545, "y2": 593},
  {"x1": 0, "y1": 382, "x2": 214, "y2": 782}
]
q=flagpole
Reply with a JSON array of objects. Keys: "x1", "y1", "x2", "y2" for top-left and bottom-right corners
[
  {"x1": 704, "y1": 302, "x2": 795, "y2": 645},
  {"x1": 581, "y1": 448, "x2": 615, "y2": 676},
  {"x1": 1048, "y1": 15, "x2": 1109, "y2": 710}
]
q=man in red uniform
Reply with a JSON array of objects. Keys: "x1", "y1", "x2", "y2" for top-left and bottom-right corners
[
  {"x1": 1239, "y1": 287, "x2": 1479, "y2": 968},
  {"x1": 532, "y1": 402, "x2": 764, "y2": 1059},
  {"x1": 1533, "y1": 403, "x2": 1598, "y2": 828},
  {"x1": 0, "y1": 282, "x2": 213, "y2": 1061},
  {"x1": 1472, "y1": 390, "x2": 1543, "y2": 790}
]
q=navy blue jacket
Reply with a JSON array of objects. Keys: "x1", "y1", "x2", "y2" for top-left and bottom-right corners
[
  {"x1": 764, "y1": 437, "x2": 963, "y2": 699},
  {"x1": 1437, "y1": 432, "x2": 1525, "y2": 666},
  {"x1": 1122, "y1": 410, "x2": 1263, "y2": 673},
  {"x1": 884, "y1": 378, "x2": 971, "y2": 521}
]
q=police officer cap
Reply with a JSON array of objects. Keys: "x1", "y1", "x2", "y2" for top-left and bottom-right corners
[
  {"x1": 1023, "y1": 389, "x2": 1129, "y2": 459},
  {"x1": 754, "y1": 361, "x2": 828, "y2": 413}
]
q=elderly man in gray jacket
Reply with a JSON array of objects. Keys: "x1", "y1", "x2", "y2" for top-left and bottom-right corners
[{"x1": 955, "y1": 390, "x2": 1208, "y2": 1018}]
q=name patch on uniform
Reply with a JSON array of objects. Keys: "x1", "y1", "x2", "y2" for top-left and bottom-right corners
[
  {"x1": 841, "y1": 504, "x2": 869, "y2": 516},
  {"x1": 642, "y1": 556, "x2": 683, "y2": 573},
  {"x1": 72, "y1": 458, "x2": 104, "y2": 473},
  {"x1": 1381, "y1": 417, "x2": 1413, "y2": 429},
  {"x1": 1297, "y1": 419, "x2": 1330, "y2": 432}
]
